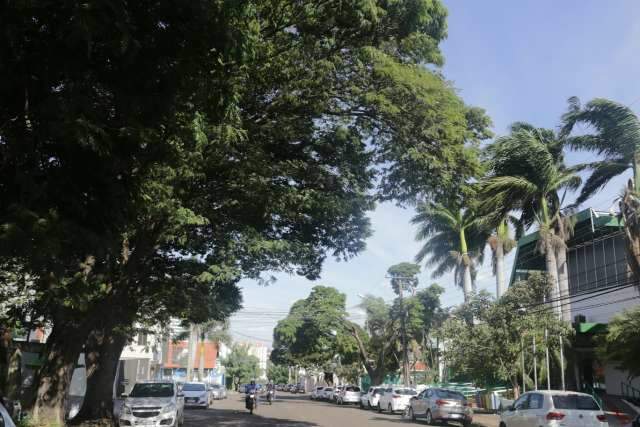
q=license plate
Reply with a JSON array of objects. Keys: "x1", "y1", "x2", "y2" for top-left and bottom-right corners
[
  {"x1": 187, "y1": 398, "x2": 196, "y2": 402},
  {"x1": 135, "y1": 421, "x2": 154, "y2": 426},
  {"x1": 449, "y1": 413, "x2": 463, "y2": 418}
]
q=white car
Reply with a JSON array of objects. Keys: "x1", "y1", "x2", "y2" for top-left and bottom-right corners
[
  {"x1": 337, "y1": 385, "x2": 361, "y2": 405},
  {"x1": 329, "y1": 386, "x2": 344, "y2": 402},
  {"x1": 360, "y1": 386, "x2": 384, "y2": 409},
  {"x1": 499, "y1": 390, "x2": 608, "y2": 427},
  {"x1": 377, "y1": 386, "x2": 417, "y2": 414},
  {"x1": 209, "y1": 384, "x2": 227, "y2": 400},
  {"x1": 182, "y1": 382, "x2": 211, "y2": 408},
  {"x1": 311, "y1": 386, "x2": 325, "y2": 400},
  {"x1": 321, "y1": 387, "x2": 334, "y2": 400},
  {"x1": 120, "y1": 381, "x2": 185, "y2": 427}
]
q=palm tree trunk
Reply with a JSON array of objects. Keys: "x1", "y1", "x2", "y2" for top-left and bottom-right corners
[
  {"x1": 544, "y1": 238, "x2": 562, "y2": 317},
  {"x1": 495, "y1": 241, "x2": 506, "y2": 298},
  {"x1": 462, "y1": 264, "x2": 473, "y2": 301},
  {"x1": 556, "y1": 246, "x2": 571, "y2": 322},
  {"x1": 186, "y1": 324, "x2": 196, "y2": 381}
]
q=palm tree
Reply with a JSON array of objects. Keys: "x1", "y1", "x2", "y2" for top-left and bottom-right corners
[
  {"x1": 480, "y1": 127, "x2": 581, "y2": 315},
  {"x1": 412, "y1": 201, "x2": 486, "y2": 302},
  {"x1": 560, "y1": 97, "x2": 640, "y2": 276}
]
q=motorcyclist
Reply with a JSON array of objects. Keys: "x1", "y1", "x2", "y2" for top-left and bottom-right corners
[
  {"x1": 266, "y1": 382, "x2": 275, "y2": 403},
  {"x1": 245, "y1": 380, "x2": 258, "y2": 412}
]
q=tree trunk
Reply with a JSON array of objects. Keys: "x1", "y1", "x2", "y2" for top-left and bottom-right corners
[
  {"x1": 186, "y1": 325, "x2": 196, "y2": 381},
  {"x1": 32, "y1": 322, "x2": 89, "y2": 426},
  {"x1": 544, "y1": 238, "x2": 561, "y2": 317},
  {"x1": 198, "y1": 329, "x2": 205, "y2": 382},
  {"x1": 462, "y1": 263, "x2": 473, "y2": 302},
  {"x1": 73, "y1": 329, "x2": 128, "y2": 422},
  {"x1": 621, "y1": 181, "x2": 640, "y2": 279},
  {"x1": 555, "y1": 246, "x2": 572, "y2": 322},
  {"x1": 496, "y1": 242, "x2": 506, "y2": 298}
]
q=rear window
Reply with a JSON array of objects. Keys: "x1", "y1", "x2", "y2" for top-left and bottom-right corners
[
  {"x1": 316, "y1": 387, "x2": 324, "y2": 390},
  {"x1": 436, "y1": 389, "x2": 465, "y2": 400},
  {"x1": 374, "y1": 388, "x2": 383, "y2": 394},
  {"x1": 395, "y1": 388, "x2": 417, "y2": 395},
  {"x1": 183, "y1": 383, "x2": 206, "y2": 391},
  {"x1": 325, "y1": 388, "x2": 333, "y2": 391},
  {"x1": 345, "y1": 386, "x2": 360, "y2": 392},
  {"x1": 552, "y1": 395, "x2": 600, "y2": 410}
]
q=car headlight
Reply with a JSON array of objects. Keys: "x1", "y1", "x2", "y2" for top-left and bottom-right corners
[
  {"x1": 122, "y1": 405, "x2": 132, "y2": 415},
  {"x1": 161, "y1": 403, "x2": 177, "y2": 414}
]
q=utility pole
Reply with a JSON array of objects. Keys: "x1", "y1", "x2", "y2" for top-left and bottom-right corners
[
  {"x1": 533, "y1": 334, "x2": 538, "y2": 390},
  {"x1": 397, "y1": 279, "x2": 410, "y2": 387}
]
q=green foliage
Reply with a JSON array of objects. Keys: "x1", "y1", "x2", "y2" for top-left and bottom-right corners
[
  {"x1": 441, "y1": 273, "x2": 572, "y2": 388},
  {"x1": 266, "y1": 363, "x2": 289, "y2": 384},
  {"x1": 222, "y1": 344, "x2": 261, "y2": 387},
  {"x1": 597, "y1": 306, "x2": 640, "y2": 380},
  {"x1": 272, "y1": 286, "x2": 358, "y2": 369},
  {"x1": 387, "y1": 262, "x2": 421, "y2": 295}
]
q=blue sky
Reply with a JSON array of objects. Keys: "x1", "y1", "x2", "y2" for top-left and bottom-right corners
[{"x1": 229, "y1": 1, "x2": 640, "y2": 345}]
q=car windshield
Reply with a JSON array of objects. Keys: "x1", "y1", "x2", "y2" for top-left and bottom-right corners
[
  {"x1": 130, "y1": 383, "x2": 174, "y2": 398},
  {"x1": 436, "y1": 390, "x2": 465, "y2": 400},
  {"x1": 374, "y1": 388, "x2": 383, "y2": 394},
  {"x1": 182, "y1": 383, "x2": 206, "y2": 391},
  {"x1": 316, "y1": 387, "x2": 323, "y2": 390},
  {"x1": 552, "y1": 395, "x2": 600, "y2": 410},
  {"x1": 211, "y1": 385, "x2": 221, "y2": 389},
  {"x1": 345, "y1": 386, "x2": 360, "y2": 392},
  {"x1": 395, "y1": 388, "x2": 417, "y2": 395},
  {"x1": 325, "y1": 388, "x2": 333, "y2": 391}
]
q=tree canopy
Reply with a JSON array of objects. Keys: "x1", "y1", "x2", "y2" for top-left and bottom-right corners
[{"x1": 222, "y1": 344, "x2": 261, "y2": 389}]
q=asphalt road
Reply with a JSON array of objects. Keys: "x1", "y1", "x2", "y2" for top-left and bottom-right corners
[{"x1": 183, "y1": 392, "x2": 500, "y2": 427}]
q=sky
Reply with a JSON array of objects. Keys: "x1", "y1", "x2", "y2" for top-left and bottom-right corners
[{"x1": 229, "y1": 1, "x2": 640, "y2": 346}]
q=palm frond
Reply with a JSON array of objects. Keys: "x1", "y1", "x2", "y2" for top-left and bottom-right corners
[{"x1": 574, "y1": 159, "x2": 630, "y2": 206}]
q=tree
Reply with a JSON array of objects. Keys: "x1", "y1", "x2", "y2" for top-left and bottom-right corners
[
  {"x1": 560, "y1": 97, "x2": 640, "y2": 276},
  {"x1": 441, "y1": 273, "x2": 571, "y2": 394},
  {"x1": 412, "y1": 201, "x2": 487, "y2": 301},
  {"x1": 222, "y1": 345, "x2": 260, "y2": 390},
  {"x1": 0, "y1": 0, "x2": 492, "y2": 423},
  {"x1": 480, "y1": 126, "x2": 581, "y2": 316},
  {"x1": 597, "y1": 306, "x2": 640, "y2": 380},
  {"x1": 266, "y1": 363, "x2": 289, "y2": 385}
]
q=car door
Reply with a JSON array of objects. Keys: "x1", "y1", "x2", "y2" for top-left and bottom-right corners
[
  {"x1": 501, "y1": 393, "x2": 529, "y2": 427},
  {"x1": 523, "y1": 393, "x2": 544, "y2": 426},
  {"x1": 414, "y1": 390, "x2": 427, "y2": 415}
]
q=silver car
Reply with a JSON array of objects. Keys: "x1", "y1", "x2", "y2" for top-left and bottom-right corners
[
  {"x1": 119, "y1": 381, "x2": 185, "y2": 427},
  {"x1": 209, "y1": 384, "x2": 227, "y2": 400},
  {"x1": 408, "y1": 388, "x2": 473, "y2": 426},
  {"x1": 337, "y1": 385, "x2": 361, "y2": 405}
]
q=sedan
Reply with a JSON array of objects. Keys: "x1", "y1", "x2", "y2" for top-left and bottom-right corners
[
  {"x1": 321, "y1": 387, "x2": 334, "y2": 400},
  {"x1": 499, "y1": 390, "x2": 608, "y2": 427},
  {"x1": 409, "y1": 388, "x2": 472, "y2": 426},
  {"x1": 182, "y1": 382, "x2": 211, "y2": 408},
  {"x1": 208, "y1": 384, "x2": 226, "y2": 400},
  {"x1": 337, "y1": 385, "x2": 361, "y2": 405},
  {"x1": 377, "y1": 386, "x2": 417, "y2": 414}
]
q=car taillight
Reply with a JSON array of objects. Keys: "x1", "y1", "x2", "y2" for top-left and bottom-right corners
[
  {"x1": 546, "y1": 412, "x2": 565, "y2": 420},
  {"x1": 435, "y1": 399, "x2": 447, "y2": 406},
  {"x1": 596, "y1": 414, "x2": 607, "y2": 422}
]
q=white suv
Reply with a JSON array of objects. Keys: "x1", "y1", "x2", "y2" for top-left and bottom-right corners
[
  {"x1": 120, "y1": 381, "x2": 184, "y2": 427},
  {"x1": 500, "y1": 390, "x2": 608, "y2": 427}
]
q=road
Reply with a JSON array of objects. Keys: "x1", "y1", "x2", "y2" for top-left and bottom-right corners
[{"x1": 184, "y1": 392, "x2": 499, "y2": 427}]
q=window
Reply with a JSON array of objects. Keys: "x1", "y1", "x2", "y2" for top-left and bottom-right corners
[
  {"x1": 514, "y1": 394, "x2": 529, "y2": 410},
  {"x1": 183, "y1": 383, "x2": 206, "y2": 391},
  {"x1": 394, "y1": 388, "x2": 417, "y2": 396},
  {"x1": 385, "y1": 387, "x2": 392, "y2": 393},
  {"x1": 345, "y1": 386, "x2": 360, "y2": 392},
  {"x1": 137, "y1": 333, "x2": 147, "y2": 346},
  {"x1": 426, "y1": 389, "x2": 433, "y2": 398},
  {"x1": 552, "y1": 394, "x2": 600, "y2": 410},
  {"x1": 529, "y1": 393, "x2": 544, "y2": 410},
  {"x1": 436, "y1": 389, "x2": 465, "y2": 400},
  {"x1": 130, "y1": 383, "x2": 174, "y2": 398}
]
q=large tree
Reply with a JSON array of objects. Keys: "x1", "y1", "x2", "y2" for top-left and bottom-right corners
[
  {"x1": 597, "y1": 306, "x2": 640, "y2": 380},
  {"x1": 222, "y1": 345, "x2": 261, "y2": 390},
  {"x1": 0, "y1": 1, "x2": 492, "y2": 423},
  {"x1": 560, "y1": 97, "x2": 640, "y2": 276}
]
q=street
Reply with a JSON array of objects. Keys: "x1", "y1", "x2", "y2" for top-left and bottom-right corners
[{"x1": 184, "y1": 393, "x2": 499, "y2": 427}]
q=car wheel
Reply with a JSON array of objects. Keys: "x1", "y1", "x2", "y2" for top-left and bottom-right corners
[
  {"x1": 409, "y1": 407, "x2": 415, "y2": 421},
  {"x1": 425, "y1": 409, "x2": 434, "y2": 425},
  {"x1": 388, "y1": 404, "x2": 393, "y2": 414},
  {"x1": 377, "y1": 403, "x2": 382, "y2": 413}
]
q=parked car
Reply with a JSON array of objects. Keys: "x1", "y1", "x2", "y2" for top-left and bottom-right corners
[
  {"x1": 499, "y1": 390, "x2": 608, "y2": 427},
  {"x1": 311, "y1": 386, "x2": 325, "y2": 400},
  {"x1": 238, "y1": 384, "x2": 247, "y2": 393},
  {"x1": 321, "y1": 387, "x2": 334, "y2": 400},
  {"x1": 295, "y1": 384, "x2": 305, "y2": 394},
  {"x1": 337, "y1": 385, "x2": 361, "y2": 405},
  {"x1": 329, "y1": 386, "x2": 344, "y2": 402},
  {"x1": 0, "y1": 400, "x2": 16, "y2": 427},
  {"x1": 182, "y1": 382, "x2": 211, "y2": 409},
  {"x1": 119, "y1": 381, "x2": 185, "y2": 427},
  {"x1": 209, "y1": 384, "x2": 227, "y2": 400},
  {"x1": 287, "y1": 384, "x2": 296, "y2": 392},
  {"x1": 360, "y1": 387, "x2": 384, "y2": 409},
  {"x1": 377, "y1": 386, "x2": 417, "y2": 414},
  {"x1": 408, "y1": 388, "x2": 472, "y2": 426}
]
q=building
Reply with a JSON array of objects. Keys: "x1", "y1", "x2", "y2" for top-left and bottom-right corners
[{"x1": 510, "y1": 208, "x2": 640, "y2": 399}]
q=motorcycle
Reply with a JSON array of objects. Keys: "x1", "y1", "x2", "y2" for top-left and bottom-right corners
[
  {"x1": 245, "y1": 393, "x2": 257, "y2": 414},
  {"x1": 266, "y1": 389, "x2": 274, "y2": 405}
]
